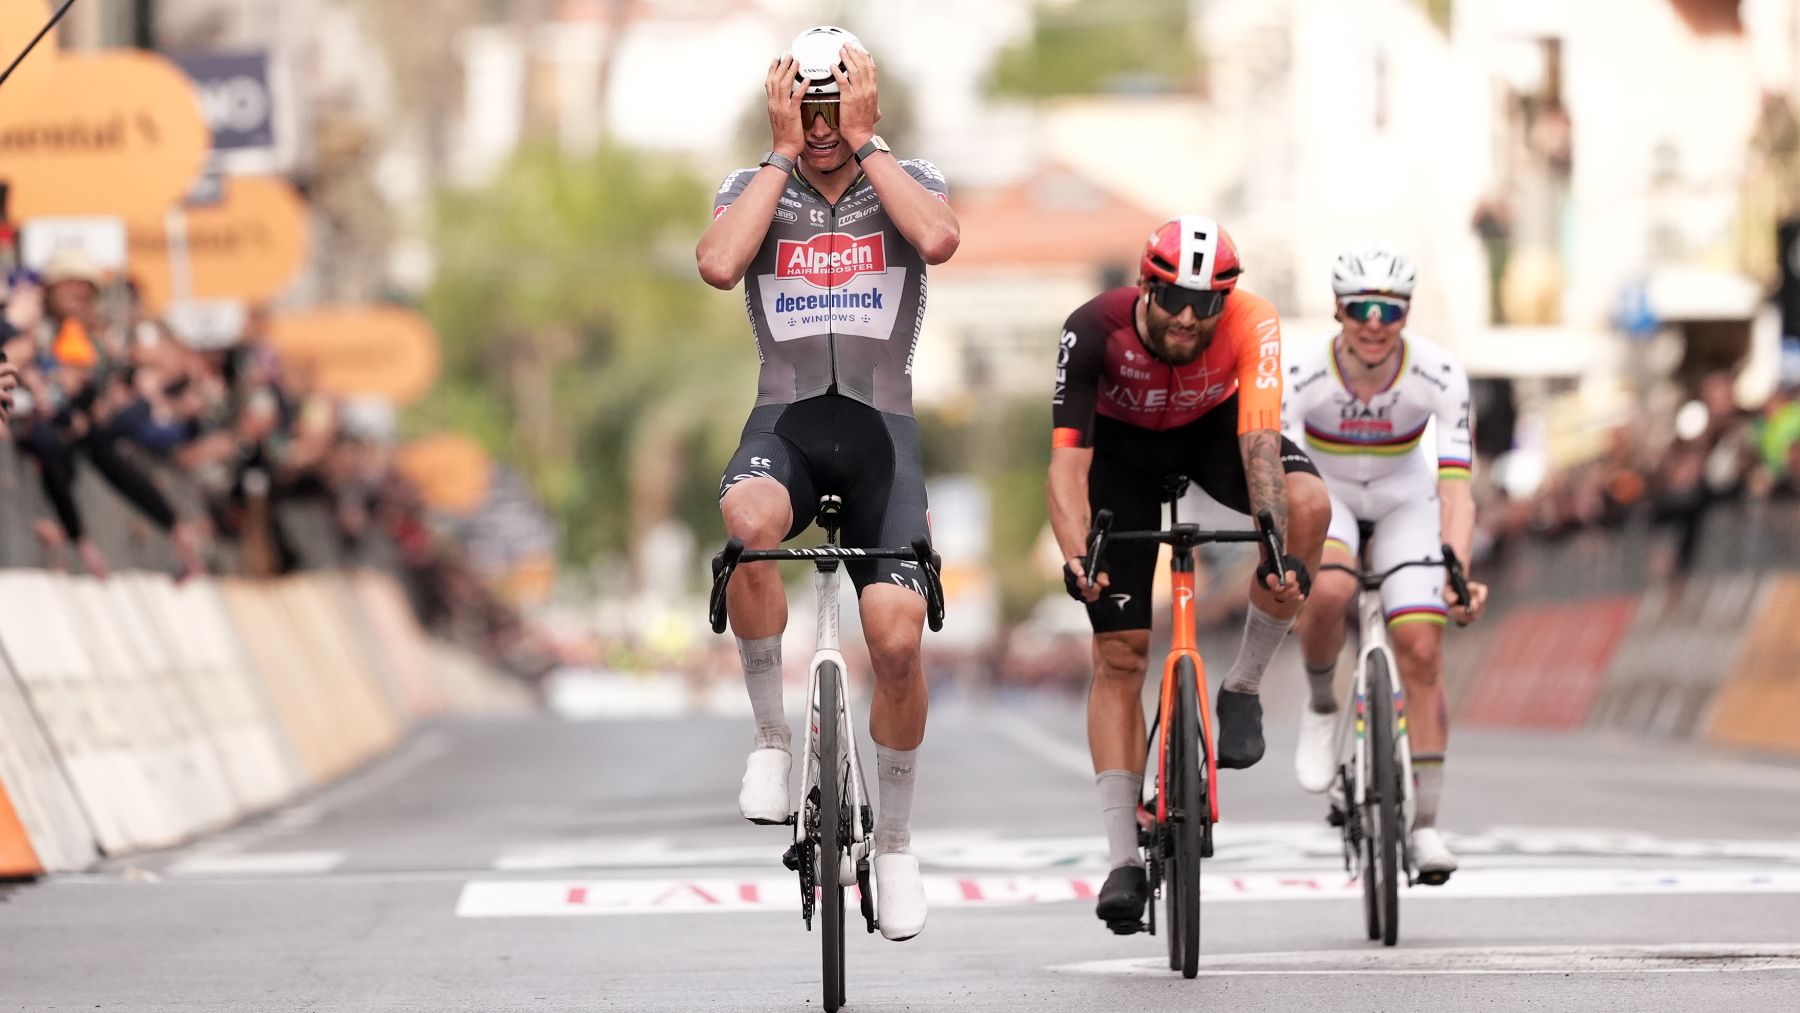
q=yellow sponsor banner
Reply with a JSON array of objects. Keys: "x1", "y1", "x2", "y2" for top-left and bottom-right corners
[
  {"x1": 396, "y1": 433, "x2": 493, "y2": 515},
  {"x1": 1706, "y1": 575, "x2": 1800, "y2": 755},
  {"x1": 0, "y1": 0, "x2": 56, "y2": 106},
  {"x1": 127, "y1": 176, "x2": 309, "y2": 311},
  {"x1": 267, "y1": 306, "x2": 441, "y2": 405},
  {"x1": 0, "y1": 50, "x2": 210, "y2": 220}
]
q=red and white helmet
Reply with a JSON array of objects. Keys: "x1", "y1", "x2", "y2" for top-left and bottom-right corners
[{"x1": 1140, "y1": 215, "x2": 1242, "y2": 291}]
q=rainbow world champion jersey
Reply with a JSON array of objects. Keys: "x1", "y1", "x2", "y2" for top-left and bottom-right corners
[{"x1": 1280, "y1": 333, "x2": 1473, "y2": 486}]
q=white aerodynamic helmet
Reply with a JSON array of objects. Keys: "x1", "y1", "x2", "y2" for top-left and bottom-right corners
[
  {"x1": 1331, "y1": 242, "x2": 1417, "y2": 299},
  {"x1": 790, "y1": 26, "x2": 865, "y2": 98}
]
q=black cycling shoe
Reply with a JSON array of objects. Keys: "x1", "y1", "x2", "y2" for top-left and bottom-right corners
[
  {"x1": 1095, "y1": 865, "x2": 1148, "y2": 932},
  {"x1": 1215, "y1": 688, "x2": 1266, "y2": 769}
]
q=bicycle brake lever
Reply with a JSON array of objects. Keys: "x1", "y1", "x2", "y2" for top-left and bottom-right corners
[
  {"x1": 911, "y1": 537, "x2": 945, "y2": 633},
  {"x1": 1441, "y1": 544, "x2": 1474, "y2": 625},
  {"x1": 1253, "y1": 508, "x2": 1287, "y2": 589},
  {"x1": 1085, "y1": 509, "x2": 1114, "y2": 588},
  {"x1": 708, "y1": 538, "x2": 745, "y2": 634}
]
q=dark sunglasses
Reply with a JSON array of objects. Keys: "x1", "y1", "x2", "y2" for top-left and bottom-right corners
[
  {"x1": 1151, "y1": 283, "x2": 1228, "y2": 319},
  {"x1": 801, "y1": 100, "x2": 841, "y2": 130},
  {"x1": 1340, "y1": 297, "x2": 1408, "y2": 325}
]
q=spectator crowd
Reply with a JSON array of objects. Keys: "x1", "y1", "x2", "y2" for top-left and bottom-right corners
[{"x1": 0, "y1": 229, "x2": 554, "y2": 687}]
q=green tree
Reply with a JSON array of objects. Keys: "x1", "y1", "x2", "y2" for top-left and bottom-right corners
[
  {"x1": 414, "y1": 144, "x2": 757, "y2": 568},
  {"x1": 919, "y1": 397, "x2": 1054, "y2": 624},
  {"x1": 1416, "y1": 0, "x2": 1453, "y2": 33},
  {"x1": 991, "y1": 0, "x2": 1200, "y2": 99}
]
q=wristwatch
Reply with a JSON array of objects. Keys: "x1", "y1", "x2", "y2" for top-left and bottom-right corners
[
  {"x1": 759, "y1": 150, "x2": 796, "y2": 175},
  {"x1": 853, "y1": 135, "x2": 890, "y2": 165}
]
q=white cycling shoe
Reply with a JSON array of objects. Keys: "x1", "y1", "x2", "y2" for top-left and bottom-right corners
[
  {"x1": 873, "y1": 853, "x2": 927, "y2": 941},
  {"x1": 1295, "y1": 707, "x2": 1339, "y2": 794},
  {"x1": 1411, "y1": 827, "x2": 1458, "y2": 885},
  {"x1": 737, "y1": 747, "x2": 792, "y2": 824}
]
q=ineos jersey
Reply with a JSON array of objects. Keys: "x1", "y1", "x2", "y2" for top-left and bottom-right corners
[
  {"x1": 713, "y1": 160, "x2": 949, "y2": 416},
  {"x1": 1050, "y1": 286, "x2": 1285, "y2": 448},
  {"x1": 1281, "y1": 333, "x2": 1473, "y2": 485}
]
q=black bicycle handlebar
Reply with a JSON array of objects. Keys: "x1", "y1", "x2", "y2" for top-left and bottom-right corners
[
  {"x1": 708, "y1": 537, "x2": 947, "y2": 634},
  {"x1": 1320, "y1": 545, "x2": 1475, "y2": 625},
  {"x1": 1082, "y1": 508, "x2": 1284, "y2": 591}
]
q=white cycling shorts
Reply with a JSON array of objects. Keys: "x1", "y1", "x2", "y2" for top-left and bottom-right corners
[{"x1": 1324, "y1": 474, "x2": 1446, "y2": 627}]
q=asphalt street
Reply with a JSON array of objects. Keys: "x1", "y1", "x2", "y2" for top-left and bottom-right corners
[{"x1": 4, "y1": 648, "x2": 1800, "y2": 1011}]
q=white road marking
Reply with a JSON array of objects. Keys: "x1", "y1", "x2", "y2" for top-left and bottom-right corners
[
  {"x1": 454, "y1": 868, "x2": 1800, "y2": 918},
  {"x1": 167, "y1": 851, "x2": 347, "y2": 875},
  {"x1": 490, "y1": 822, "x2": 1800, "y2": 873},
  {"x1": 1051, "y1": 944, "x2": 1800, "y2": 977}
]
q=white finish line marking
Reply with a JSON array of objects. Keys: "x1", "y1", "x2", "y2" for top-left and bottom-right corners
[
  {"x1": 455, "y1": 868, "x2": 1800, "y2": 918},
  {"x1": 1051, "y1": 944, "x2": 1800, "y2": 977},
  {"x1": 491, "y1": 824, "x2": 1800, "y2": 873}
]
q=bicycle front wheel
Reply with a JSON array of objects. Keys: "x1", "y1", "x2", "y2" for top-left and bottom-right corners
[
  {"x1": 1172, "y1": 657, "x2": 1204, "y2": 978},
  {"x1": 1163, "y1": 698, "x2": 1182, "y2": 972},
  {"x1": 1364, "y1": 652, "x2": 1401, "y2": 947},
  {"x1": 818, "y1": 661, "x2": 846, "y2": 1010}
]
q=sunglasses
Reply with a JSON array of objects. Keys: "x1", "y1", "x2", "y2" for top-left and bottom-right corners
[
  {"x1": 801, "y1": 99, "x2": 841, "y2": 130},
  {"x1": 1150, "y1": 282, "x2": 1228, "y2": 319},
  {"x1": 1340, "y1": 297, "x2": 1409, "y2": 325}
]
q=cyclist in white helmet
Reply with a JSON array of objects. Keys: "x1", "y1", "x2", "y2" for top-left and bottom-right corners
[
  {"x1": 695, "y1": 24, "x2": 959, "y2": 942},
  {"x1": 1283, "y1": 242, "x2": 1489, "y2": 883}
]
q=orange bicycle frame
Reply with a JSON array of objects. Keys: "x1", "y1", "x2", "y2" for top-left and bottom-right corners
[{"x1": 1155, "y1": 548, "x2": 1221, "y2": 825}]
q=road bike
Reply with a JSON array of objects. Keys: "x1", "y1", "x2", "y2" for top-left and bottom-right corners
[
  {"x1": 1318, "y1": 522, "x2": 1471, "y2": 946},
  {"x1": 1082, "y1": 476, "x2": 1284, "y2": 979},
  {"x1": 708, "y1": 495, "x2": 944, "y2": 1013}
]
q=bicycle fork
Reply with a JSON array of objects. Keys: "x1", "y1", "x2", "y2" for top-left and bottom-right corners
[
  {"x1": 1346, "y1": 589, "x2": 1418, "y2": 881},
  {"x1": 787, "y1": 565, "x2": 875, "y2": 929}
]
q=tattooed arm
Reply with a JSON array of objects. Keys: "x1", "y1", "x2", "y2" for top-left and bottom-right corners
[
  {"x1": 1241, "y1": 427, "x2": 1306, "y2": 602},
  {"x1": 1239, "y1": 428, "x2": 1289, "y2": 541}
]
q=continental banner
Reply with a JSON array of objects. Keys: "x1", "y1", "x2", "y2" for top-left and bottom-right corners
[
  {"x1": 0, "y1": 1, "x2": 56, "y2": 106},
  {"x1": 0, "y1": 50, "x2": 211, "y2": 220},
  {"x1": 127, "y1": 175, "x2": 309, "y2": 310}
]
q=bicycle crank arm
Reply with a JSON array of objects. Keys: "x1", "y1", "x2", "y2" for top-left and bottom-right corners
[{"x1": 857, "y1": 857, "x2": 876, "y2": 933}]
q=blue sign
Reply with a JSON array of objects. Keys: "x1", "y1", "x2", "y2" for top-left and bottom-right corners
[
  {"x1": 1614, "y1": 277, "x2": 1658, "y2": 339},
  {"x1": 171, "y1": 51, "x2": 274, "y2": 153}
]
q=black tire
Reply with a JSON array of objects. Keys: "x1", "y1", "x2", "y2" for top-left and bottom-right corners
[
  {"x1": 1173, "y1": 662, "x2": 1202, "y2": 978},
  {"x1": 1359, "y1": 763, "x2": 1379, "y2": 941},
  {"x1": 1365, "y1": 652, "x2": 1401, "y2": 947},
  {"x1": 819, "y1": 662, "x2": 846, "y2": 1011},
  {"x1": 1164, "y1": 707, "x2": 1182, "y2": 972}
]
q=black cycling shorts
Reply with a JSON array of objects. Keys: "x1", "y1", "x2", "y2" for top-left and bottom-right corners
[
  {"x1": 1085, "y1": 394, "x2": 1319, "y2": 632},
  {"x1": 719, "y1": 394, "x2": 932, "y2": 598}
]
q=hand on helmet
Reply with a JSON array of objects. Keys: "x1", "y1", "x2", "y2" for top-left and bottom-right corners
[
  {"x1": 764, "y1": 56, "x2": 805, "y2": 159},
  {"x1": 830, "y1": 45, "x2": 880, "y2": 150}
]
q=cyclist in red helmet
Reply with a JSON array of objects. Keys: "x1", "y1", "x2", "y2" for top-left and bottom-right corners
[{"x1": 1046, "y1": 215, "x2": 1331, "y2": 929}]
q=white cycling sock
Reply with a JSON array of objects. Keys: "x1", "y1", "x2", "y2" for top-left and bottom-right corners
[
  {"x1": 1097, "y1": 769, "x2": 1145, "y2": 870},
  {"x1": 1413, "y1": 754, "x2": 1445, "y2": 829},
  {"x1": 1221, "y1": 603, "x2": 1294, "y2": 695},
  {"x1": 737, "y1": 634, "x2": 789, "y2": 751},
  {"x1": 874, "y1": 744, "x2": 918, "y2": 854},
  {"x1": 1305, "y1": 659, "x2": 1339, "y2": 713}
]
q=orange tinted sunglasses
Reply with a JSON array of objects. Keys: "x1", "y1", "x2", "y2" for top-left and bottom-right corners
[{"x1": 801, "y1": 99, "x2": 840, "y2": 129}]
